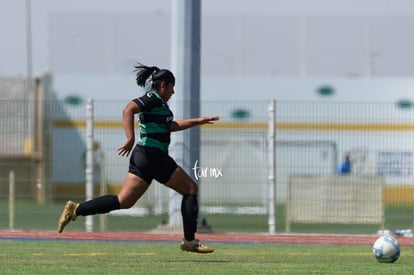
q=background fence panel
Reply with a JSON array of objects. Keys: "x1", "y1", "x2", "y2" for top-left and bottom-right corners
[{"x1": 1, "y1": 99, "x2": 414, "y2": 234}]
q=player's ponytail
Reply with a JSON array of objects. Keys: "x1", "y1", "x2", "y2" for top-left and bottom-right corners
[
  {"x1": 134, "y1": 63, "x2": 160, "y2": 87},
  {"x1": 134, "y1": 63, "x2": 175, "y2": 90}
]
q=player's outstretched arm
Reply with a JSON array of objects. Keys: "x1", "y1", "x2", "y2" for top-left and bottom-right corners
[{"x1": 170, "y1": 116, "x2": 220, "y2": 132}]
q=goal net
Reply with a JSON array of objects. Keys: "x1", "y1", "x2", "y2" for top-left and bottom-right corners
[{"x1": 286, "y1": 175, "x2": 384, "y2": 232}]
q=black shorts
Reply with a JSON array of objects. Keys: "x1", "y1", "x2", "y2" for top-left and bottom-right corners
[{"x1": 128, "y1": 145, "x2": 178, "y2": 184}]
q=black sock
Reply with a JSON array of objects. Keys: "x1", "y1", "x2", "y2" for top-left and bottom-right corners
[
  {"x1": 181, "y1": 194, "x2": 198, "y2": 241},
  {"x1": 76, "y1": 195, "x2": 120, "y2": 216}
]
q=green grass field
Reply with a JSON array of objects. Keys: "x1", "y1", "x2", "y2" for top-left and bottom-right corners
[
  {"x1": 1, "y1": 240, "x2": 414, "y2": 274},
  {"x1": 1, "y1": 200, "x2": 413, "y2": 234}
]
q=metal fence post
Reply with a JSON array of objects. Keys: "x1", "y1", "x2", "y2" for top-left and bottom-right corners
[
  {"x1": 267, "y1": 100, "x2": 276, "y2": 234},
  {"x1": 85, "y1": 99, "x2": 94, "y2": 232},
  {"x1": 9, "y1": 170, "x2": 15, "y2": 231}
]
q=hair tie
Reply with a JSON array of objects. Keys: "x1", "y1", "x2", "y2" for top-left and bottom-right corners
[{"x1": 145, "y1": 76, "x2": 153, "y2": 92}]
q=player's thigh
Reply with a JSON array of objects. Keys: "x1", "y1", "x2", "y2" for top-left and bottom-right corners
[
  {"x1": 164, "y1": 166, "x2": 198, "y2": 195},
  {"x1": 117, "y1": 172, "x2": 150, "y2": 208}
]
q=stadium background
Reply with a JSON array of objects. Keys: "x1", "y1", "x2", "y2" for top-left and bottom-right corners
[{"x1": 2, "y1": 0, "x2": 414, "y2": 234}]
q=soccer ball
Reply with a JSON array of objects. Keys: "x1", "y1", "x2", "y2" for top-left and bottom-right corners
[{"x1": 372, "y1": 235, "x2": 400, "y2": 263}]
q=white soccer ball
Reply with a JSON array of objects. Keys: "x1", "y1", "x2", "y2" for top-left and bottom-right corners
[{"x1": 372, "y1": 235, "x2": 400, "y2": 263}]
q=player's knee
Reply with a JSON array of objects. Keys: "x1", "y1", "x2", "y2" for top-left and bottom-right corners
[
  {"x1": 117, "y1": 195, "x2": 135, "y2": 209},
  {"x1": 189, "y1": 183, "x2": 198, "y2": 195}
]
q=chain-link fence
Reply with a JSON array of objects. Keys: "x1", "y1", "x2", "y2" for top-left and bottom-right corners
[{"x1": 1, "y1": 98, "x2": 414, "y2": 234}]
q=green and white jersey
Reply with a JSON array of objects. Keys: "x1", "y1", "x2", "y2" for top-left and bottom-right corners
[{"x1": 133, "y1": 92, "x2": 173, "y2": 152}]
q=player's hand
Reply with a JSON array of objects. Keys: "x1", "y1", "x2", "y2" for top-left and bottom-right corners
[
  {"x1": 117, "y1": 138, "x2": 135, "y2": 157},
  {"x1": 199, "y1": 116, "x2": 220, "y2": 125}
]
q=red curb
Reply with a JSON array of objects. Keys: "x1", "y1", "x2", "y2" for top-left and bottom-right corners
[{"x1": 2, "y1": 231, "x2": 414, "y2": 246}]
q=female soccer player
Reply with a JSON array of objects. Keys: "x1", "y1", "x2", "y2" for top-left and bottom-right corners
[{"x1": 58, "y1": 63, "x2": 219, "y2": 253}]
